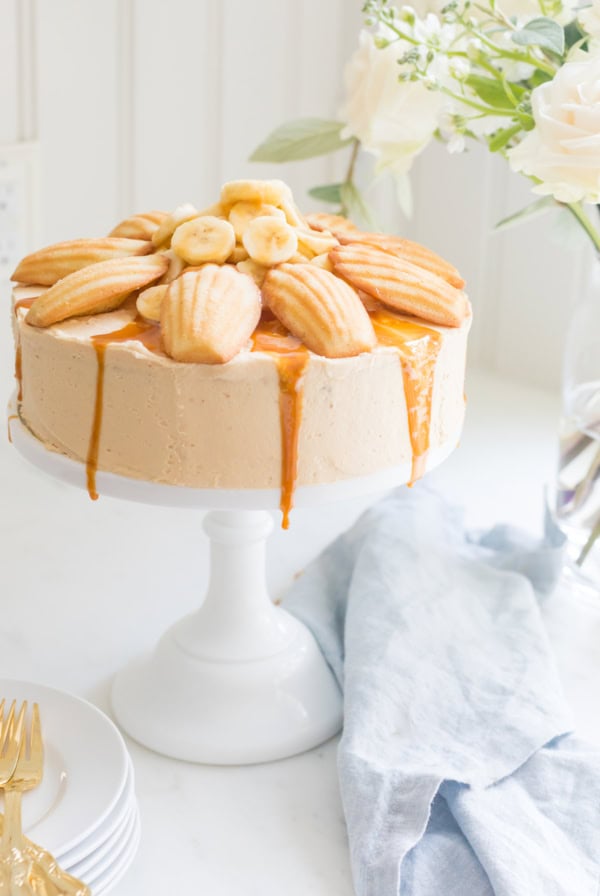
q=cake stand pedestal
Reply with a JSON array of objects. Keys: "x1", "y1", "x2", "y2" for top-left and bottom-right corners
[
  {"x1": 9, "y1": 400, "x2": 459, "y2": 764},
  {"x1": 112, "y1": 508, "x2": 342, "y2": 764}
]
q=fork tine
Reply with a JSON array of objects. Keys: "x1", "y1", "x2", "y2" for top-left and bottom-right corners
[
  {"x1": 13, "y1": 701, "x2": 27, "y2": 758},
  {"x1": 0, "y1": 701, "x2": 25, "y2": 785},
  {"x1": 30, "y1": 703, "x2": 43, "y2": 764},
  {"x1": 1, "y1": 700, "x2": 16, "y2": 752}
]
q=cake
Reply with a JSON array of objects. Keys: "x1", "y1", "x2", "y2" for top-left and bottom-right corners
[{"x1": 10, "y1": 179, "x2": 471, "y2": 527}]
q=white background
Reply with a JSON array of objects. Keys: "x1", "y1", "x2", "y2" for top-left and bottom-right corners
[{"x1": 0, "y1": 0, "x2": 597, "y2": 406}]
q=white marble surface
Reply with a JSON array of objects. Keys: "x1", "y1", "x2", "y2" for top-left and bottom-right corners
[{"x1": 1, "y1": 367, "x2": 600, "y2": 895}]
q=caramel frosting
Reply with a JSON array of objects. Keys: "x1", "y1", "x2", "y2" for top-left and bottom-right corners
[{"x1": 13, "y1": 289, "x2": 470, "y2": 525}]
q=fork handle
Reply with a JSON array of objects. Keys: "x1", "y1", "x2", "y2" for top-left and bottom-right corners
[{"x1": 1, "y1": 790, "x2": 24, "y2": 852}]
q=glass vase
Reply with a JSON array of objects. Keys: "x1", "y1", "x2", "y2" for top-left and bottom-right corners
[{"x1": 550, "y1": 262, "x2": 600, "y2": 597}]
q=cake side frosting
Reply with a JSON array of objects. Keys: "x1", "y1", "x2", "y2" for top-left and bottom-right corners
[{"x1": 13, "y1": 290, "x2": 469, "y2": 493}]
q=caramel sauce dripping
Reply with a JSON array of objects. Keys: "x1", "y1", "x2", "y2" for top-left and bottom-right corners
[
  {"x1": 370, "y1": 310, "x2": 442, "y2": 485},
  {"x1": 251, "y1": 317, "x2": 309, "y2": 529},
  {"x1": 13, "y1": 298, "x2": 36, "y2": 402},
  {"x1": 87, "y1": 317, "x2": 162, "y2": 500},
  {"x1": 6, "y1": 414, "x2": 18, "y2": 444},
  {"x1": 15, "y1": 346, "x2": 23, "y2": 402}
]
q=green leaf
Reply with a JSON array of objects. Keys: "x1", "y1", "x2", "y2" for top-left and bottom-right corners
[
  {"x1": 511, "y1": 17, "x2": 565, "y2": 56},
  {"x1": 465, "y1": 75, "x2": 521, "y2": 110},
  {"x1": 250, "y1": 119, "x2": 352, "y2": 163},
  {"x1": 308, "y1": 183, "x2": 343, "y2": 204},
  {"x1": 488, "y1": 123, "x2": 522, "y2": 152},
  {"x1": 528, "y1": 68, "x2": 554, "y2": 87},
  {"x1": 340, "y1": 182, "x2": 374, "y2": 228},
  {"x1": 563, "y1": 20, "x2": 585, "y2": 50},
  {"x1": 495, "y1": 196, "x2": 555, "y2": 231}
]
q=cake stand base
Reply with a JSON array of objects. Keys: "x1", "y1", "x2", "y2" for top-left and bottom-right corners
[
  {"x1": 111, "y1": 510, "x2": 342, "y2": 764},
  {"x1": 9, "y1": 403, "x2": 461, "y2": 764}
]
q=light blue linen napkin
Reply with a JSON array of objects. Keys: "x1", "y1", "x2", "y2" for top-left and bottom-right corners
[{"x1": 284, "y1": 486, "x2": 600, "y2": 896}]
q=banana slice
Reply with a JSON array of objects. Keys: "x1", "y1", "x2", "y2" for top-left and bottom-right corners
[
  {"x1": 227, "y1": 245, "x2": 250, "y2": 264},
  {"x1": 228, "y1": 201, "x2": 285, "y2": 241},
  {"x1": 220, "y1": 179, "x2": 292, "y2": 211},
  {"x1": 280, "y1": 198, "x2": 306, "y2": 228},
  {"x1": 152, "y1": 203, "x2": 199, "y2": 248},
  {"x1": 158, "y1": 249, "x2": 187, "y2": 283},
  {"x1": 136, "y1": 284, "x2": 168, "y2": 322},
  {"x1": 242, "y1": 216, "x2": 298, "y2": 266},
  {"x1": 310, "y1": 252, "x2": 334, "y2": 272},
  {"x1": 196, "y1": 201, "x2": 224, "y2": 218},
  {"x1": 171, "y1": 216, "x2": 236, "y2": 265},
  {"x1": 296, "y1": 227, "x2": 339, "y2": 258},
  {"x1": 236, "y1": 258, "x2": 268, "y2": 287}
]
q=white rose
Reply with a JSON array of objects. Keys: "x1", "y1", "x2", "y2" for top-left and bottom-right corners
[
  {"x1": 508, "y1": 52, "x2": 600, "y2": 203},
  {"x1": 340, "y1": 30, "x2": 441, "y2": 175}
]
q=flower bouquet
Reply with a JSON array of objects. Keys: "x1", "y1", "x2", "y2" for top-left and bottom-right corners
[
  {"x1": 253, "y1": 0, "x2": 600, "y2": 246},
  {"x1": 252, "y1": 0, "x2": 600, "y2": 586}
]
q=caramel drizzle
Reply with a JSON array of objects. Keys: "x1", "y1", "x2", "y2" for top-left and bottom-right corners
[
  {"x1": 370, "y1": 310, "x2": 442, "y2": 484},
  {"x1": 6, "y1": 414, "x2": 18, "y2": 444},
  {"x1": 251, "y1": 318, "x2": 309, "y2": 529},
  {"x1": 87, "y1": 318, "x2": 162, "y2": 500},
  {"x1": 19, "y1": 298, "x2": 440, "y2": 516},
  {"x1": 13, "y1": 298, "x2": 36, "y2": 402}
]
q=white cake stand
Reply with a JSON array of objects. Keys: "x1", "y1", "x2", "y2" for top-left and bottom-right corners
[{"x1": 8, "y1": 398, "x2": 459, "y2": 764}]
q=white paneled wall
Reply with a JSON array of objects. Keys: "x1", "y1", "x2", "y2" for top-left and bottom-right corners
[{"x1": 0, "y1": 0, "x2": 595, "y2": 396}]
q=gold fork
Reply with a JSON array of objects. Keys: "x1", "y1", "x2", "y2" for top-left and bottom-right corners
[
  {"x1": 1, "y1": 701, "x2": 43, "y2": 852},
  {"x1": 0, "y1": 700, "x2": 27, "y2": 789},
  {"x1": 0, "y1": 701, "x2": 90, "y2": 895}
]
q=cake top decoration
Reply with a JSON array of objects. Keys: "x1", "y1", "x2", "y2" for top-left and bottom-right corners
[{"x1": 12, "y1": 178, "x2": 468, "y2": 365}]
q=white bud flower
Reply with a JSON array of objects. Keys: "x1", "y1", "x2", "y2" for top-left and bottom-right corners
[{"x1": 449, "y1": 58, "x2": 470, "y2": 79}]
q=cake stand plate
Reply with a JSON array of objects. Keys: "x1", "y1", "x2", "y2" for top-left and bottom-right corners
[{"x1": 8, "y1": 402, "x2": 459, "y2": 764}]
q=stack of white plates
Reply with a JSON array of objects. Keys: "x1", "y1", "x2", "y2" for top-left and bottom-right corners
[{"x1": 0, "y1": 680, "x2": 140, "y2": 895}]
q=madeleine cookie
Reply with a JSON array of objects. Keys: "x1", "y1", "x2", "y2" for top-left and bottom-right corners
[
  {"x1": 161, "y1": 265, "x2": 261, "y2": 364},
  {"x1": 26, "y1": 255, "x2": 169, "y2": 327},
  {"x1": 330, "y1": 243, "x2": 469, "y2": 328},
  {"x1": 109, "y1": 211, "x2": 167, "y2": 240},
  {"x1": 11, "y1": 238, "x2": 153, "y2": 286},
  {"x1": 262, "y1": 263, "x2": 376, "y2": 358},
  {"x1": 338, "y1": 231, "x2": 465, "y2": 289}
]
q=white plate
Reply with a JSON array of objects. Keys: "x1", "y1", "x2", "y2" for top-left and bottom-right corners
[
  {"x1": 88, "y1": 809, "x2": 141, "y2": 895},
  {"x1": 0, "y1": 680, "x2": 130, "y2": 857},
  {"x1": 58, "y1": 761, "x2": 135, "y2": 867},
  {"x1": 73, "y1": 803, "x2": 137, "y2": 881}
]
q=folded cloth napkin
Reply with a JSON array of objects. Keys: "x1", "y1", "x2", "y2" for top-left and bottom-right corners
[{"x1": 284, "y1": 486, "x2": 600, "y2": 896}]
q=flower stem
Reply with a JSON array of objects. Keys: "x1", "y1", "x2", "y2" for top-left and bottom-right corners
[
  {"x1": 566, "y1": 202, "x2": 600, "y2": 253},
  {"x1": 345, "y1": 139, "x2": 360, "y2": 184},
  {"x1": 438, "y1": 85, "x2": 516, "y2": 116},
  {"x1": 577, "y1": 516, "x2": 600, "y2": 568}
]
